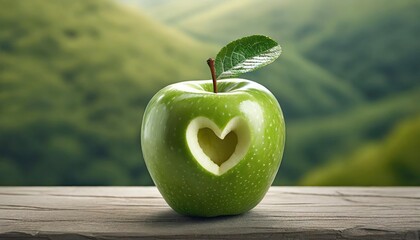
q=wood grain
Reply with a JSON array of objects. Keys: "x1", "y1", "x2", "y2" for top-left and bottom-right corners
[{"x1": 0, "y1": 187, "x2": 419, "y2": 239}]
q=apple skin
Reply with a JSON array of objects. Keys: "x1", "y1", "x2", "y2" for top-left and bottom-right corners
[{"x1": 141, "y1": 78, "x2": 285, "y2": 217}]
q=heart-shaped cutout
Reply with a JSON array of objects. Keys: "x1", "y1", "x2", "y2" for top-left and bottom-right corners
[
  {"x1": 186, "y1": 117, "x2": 251, "y2": 175},
  {"x1": 197, "y1": 128, "x2": 237, "y2": 166}
]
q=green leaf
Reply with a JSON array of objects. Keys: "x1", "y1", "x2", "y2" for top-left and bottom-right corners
[{"x1": 215, "y1": 35, "x2": 281, "y2": 79}]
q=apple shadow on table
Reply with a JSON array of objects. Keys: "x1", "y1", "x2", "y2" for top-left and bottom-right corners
[
  {"x1": 140, "y1": 208, "x2": 283, "y2": 236},
  {"x1": 145, "y1": 208, "x2": 245, "y2": 222},
  {"x1": 143, "y1": 208, "x2": 258, "y2": 227}
]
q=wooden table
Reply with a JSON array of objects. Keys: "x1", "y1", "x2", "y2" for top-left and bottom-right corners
[{"x1": 0, "y1": 187, "x2": 419, "y2": 239}]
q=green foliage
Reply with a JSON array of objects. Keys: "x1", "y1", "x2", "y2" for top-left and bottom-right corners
[
  {"x1": 215, "y1": 35, "x2": 281, "y2": 79},
  {"x1": 301, "y1": 115, "x2": 420, "y2": 186},
  {"x1": 0, "y1": 0, "x2": 212, "y2": 185}
]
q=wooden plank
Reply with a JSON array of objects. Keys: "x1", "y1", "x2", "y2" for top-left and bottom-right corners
[{"x1": 0, "y1": 187, "x2": 419, "y2": 239}]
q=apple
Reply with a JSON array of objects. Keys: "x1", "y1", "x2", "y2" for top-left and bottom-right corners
[{"x1": 141, "y1": 78, "x2": 285, "y2": 217}]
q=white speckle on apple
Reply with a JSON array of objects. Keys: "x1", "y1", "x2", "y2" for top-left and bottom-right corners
[{"x1": 240, "y1": 100, "x2": 263, "y2": 131}]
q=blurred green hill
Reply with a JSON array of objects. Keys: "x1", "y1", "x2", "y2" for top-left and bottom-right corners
[
  {"x1": 285, "y1": 89, "x2": 420, "y2": 184},
  {"x1": 0, "y1": 0, "x2": 419, "y2": 185},
  {"x1": 0, "y1": 0, "x2": 213, "y2": 185},
  {"x1": 301, "y1": 115, "x2": 420, "y2": 186},
  {"x1": 128, "y1": 0, "x2": 420, "y2": 185}
]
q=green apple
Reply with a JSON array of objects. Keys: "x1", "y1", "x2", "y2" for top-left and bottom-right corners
[{"x1": 141, "y1": 78, "x2": 285, "y2": 217}]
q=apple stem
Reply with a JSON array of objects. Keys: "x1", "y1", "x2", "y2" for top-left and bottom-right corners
[{"x1": 207, "y1": 58, "x2": 217, "y2": 93}]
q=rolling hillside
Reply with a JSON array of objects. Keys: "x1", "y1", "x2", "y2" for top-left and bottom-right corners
[
  {"x1": 280, "y1": 88, "x2": 420, "y2": 184},
  {"x1": 0, "y1": 0, "x2": 213, "y2": 185},
  {"x1": 301, "y1": 114, "x2": 420, "y2": 186}
]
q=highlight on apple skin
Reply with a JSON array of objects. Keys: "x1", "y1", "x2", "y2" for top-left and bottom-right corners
[{"x1": 141, "y1": 78, "x2": 285, "y2": 217}]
